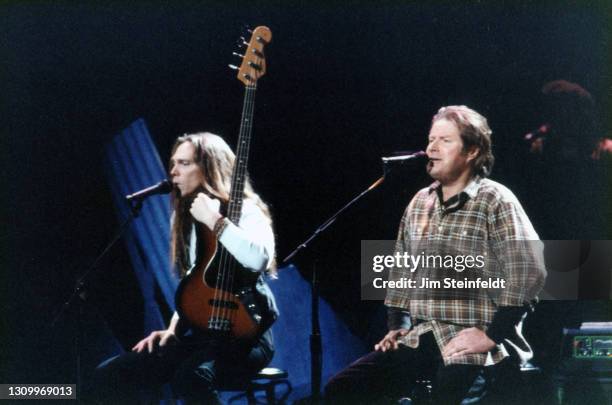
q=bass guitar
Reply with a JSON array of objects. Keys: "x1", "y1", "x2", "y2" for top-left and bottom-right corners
[{"x1": 175, "y1": 26, "x2": 272, "y2": 340}]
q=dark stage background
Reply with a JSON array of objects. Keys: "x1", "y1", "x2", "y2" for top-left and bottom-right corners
[{"x1": 2, "y1": 1, "x2": 611, "y2": 392}]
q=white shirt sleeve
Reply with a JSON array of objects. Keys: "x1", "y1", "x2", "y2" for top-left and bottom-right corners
[{"x1": 218, "y1": 199, "x2": 275, "y2": 272}]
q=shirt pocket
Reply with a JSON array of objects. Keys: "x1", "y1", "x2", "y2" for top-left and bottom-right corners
[{"x1": 449, "y1": 227, "x2": 486, "y2": 241}]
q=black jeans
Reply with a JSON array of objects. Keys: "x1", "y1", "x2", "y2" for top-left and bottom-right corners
[
  {"x1": 324, "y1": 332, "x2": 483, "y2": 405},
  {"x1": 86, "y1": 336, "x2": 273, "y2": 404}
]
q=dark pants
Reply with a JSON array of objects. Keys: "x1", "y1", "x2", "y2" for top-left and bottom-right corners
[
  {"x1": 324, "y1": 332, "x2": 483, "y2": 405},
  {"x1": 86, "y1": 336, "x2": 273, "y2": 404}
]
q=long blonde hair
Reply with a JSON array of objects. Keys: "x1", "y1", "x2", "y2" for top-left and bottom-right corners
[{"x1": 169, "y1": 132, "x2": 275, "y2": 276}]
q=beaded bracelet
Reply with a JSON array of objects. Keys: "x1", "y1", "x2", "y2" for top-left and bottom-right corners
[{"x1": 213, "y1": 216, "x2": 229, "y2": 238}]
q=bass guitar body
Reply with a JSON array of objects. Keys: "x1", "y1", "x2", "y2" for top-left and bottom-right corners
[{"x1": 175, "y1": 226, "x2": 261, "y2": 340}]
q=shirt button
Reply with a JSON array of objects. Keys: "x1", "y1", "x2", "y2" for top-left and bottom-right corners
[
  {"x1": 438, "y1": 226, "x2": 443, "y2": 232},
  {"x1": 462, "y1": 230, "x2": 467, "y2": 236}
]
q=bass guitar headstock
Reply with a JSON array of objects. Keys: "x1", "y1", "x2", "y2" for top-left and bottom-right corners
[{"x1": 230, "y1": 26, "x2": 272, "y2": 87}]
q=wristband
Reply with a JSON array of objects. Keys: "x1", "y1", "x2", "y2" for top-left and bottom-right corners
[{"x1": 213, "y1": 216, "x2": 229, "y2": 238}]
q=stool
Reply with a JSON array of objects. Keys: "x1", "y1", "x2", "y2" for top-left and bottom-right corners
[
  {"x1": 397, "y1": 362, "x2": 543, "y2": 404},
  {"x1": 225, "y1": 367, "x2": 291, "y2": 404},
  {"x1": 398, "y1": 379, "x2": 433, "y2": 405}
]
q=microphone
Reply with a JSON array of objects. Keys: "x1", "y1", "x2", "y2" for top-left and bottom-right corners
[
  {"x1": 125, "y1": 179, "x2": 173, "y2": 201},
  {"x1": 524, "y1": 123, "x2": 551, "y2": 141},
  {"x1": 381, "y1": 151, "x2": 427, "y2": 164}
]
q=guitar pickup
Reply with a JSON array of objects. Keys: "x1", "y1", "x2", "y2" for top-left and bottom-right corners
[{"x1": 208, "y1": 299, "x2": 239, "y2": 309}]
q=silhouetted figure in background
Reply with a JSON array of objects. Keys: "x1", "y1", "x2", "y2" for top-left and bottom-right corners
[
  {"x1": 523, "y1": 80, "x2": 611, "y2": 377},
  {"x1": 526, "y1": 79, "x2": 610, "y2": 239}
]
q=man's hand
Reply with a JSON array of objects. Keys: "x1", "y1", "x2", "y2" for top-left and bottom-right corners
[
  {"x1": 374, "y1": 329, "x2": 410, "y2": 352},
  {"x1": 441, "y1": 327, "x2": 495, "y2": 358},
  {"x1": 190, "y1": 193, "x2": 222, "y2": 230},
  {"x1": 132, "y1": 329, "x2": 178, "y2": 353}
]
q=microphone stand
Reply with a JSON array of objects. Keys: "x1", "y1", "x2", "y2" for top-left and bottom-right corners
[
  {"x1": 51, "y1": 198, "x2": 145, "y2": 395},
  {"x1": 282, "y1": 170, "x2": 388, "y2": 402}
]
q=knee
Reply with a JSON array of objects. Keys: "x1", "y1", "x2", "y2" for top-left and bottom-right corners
[
  {"x1": 85, "y1": 355, "x2": 128, "y2": 402},
  {"x1": 90, "y1": 355, "x2": 122, "y2": 387},
  {"x1": 323, "y1": 375, "x2": 340, "y2": 401},
  {"x1": 324, "y1": 372, "x2": 360, "y2": 404}
]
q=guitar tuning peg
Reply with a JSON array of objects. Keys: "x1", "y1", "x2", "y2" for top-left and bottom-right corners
[
  {"x1": 242, "y1": 24, "x2": 252, "y2": 34},
  {"x1": 235, "y1": 37, "x2": 246, "y2": 48},
  {"x1": 232, "y1": 52, "x2": 244, "y2": 58},
  {"x1": 240, "y1": 36, "x2": 249, "y2": 46},
  {"x1": 248, "y1": 61, "x2": 262, "y2": 71},
  {"x1": 228, "y1": 64, "x2": 240, "y2": 71}
]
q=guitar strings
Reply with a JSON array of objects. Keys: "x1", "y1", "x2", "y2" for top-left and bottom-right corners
[
  {"x1": 225, "y1": 83, "x2": 256, "y2": 329},
  {"x1": 212, "y1": 82, "x2": 256, "y2": 332},
  {"x1": 213, "y1": 89, "x2": 247, "y2": 328},
  {"x1": 226, "y1": 84, "x2": 256, "y2": 326}
]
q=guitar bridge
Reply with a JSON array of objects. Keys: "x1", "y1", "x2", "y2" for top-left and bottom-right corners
[{"x1": 208, "y1": 317, "x2": 231, "y2": 332}]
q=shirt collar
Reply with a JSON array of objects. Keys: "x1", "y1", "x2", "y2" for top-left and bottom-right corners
[{"x1": 428, "y1": 176, "x2": 482, "y2": 208}]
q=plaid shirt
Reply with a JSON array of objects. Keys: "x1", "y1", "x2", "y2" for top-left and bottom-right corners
[{"x1": 385, "y1": 177, "x2": 546, "y2": 366}]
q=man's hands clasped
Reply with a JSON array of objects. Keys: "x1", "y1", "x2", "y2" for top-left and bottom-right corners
[
  {"x1": 374, "y1": 326, "x2": 496, "y2": 358},
  {"x1": 441, "y1": 327, "x2": 495, "y2": 358}
]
